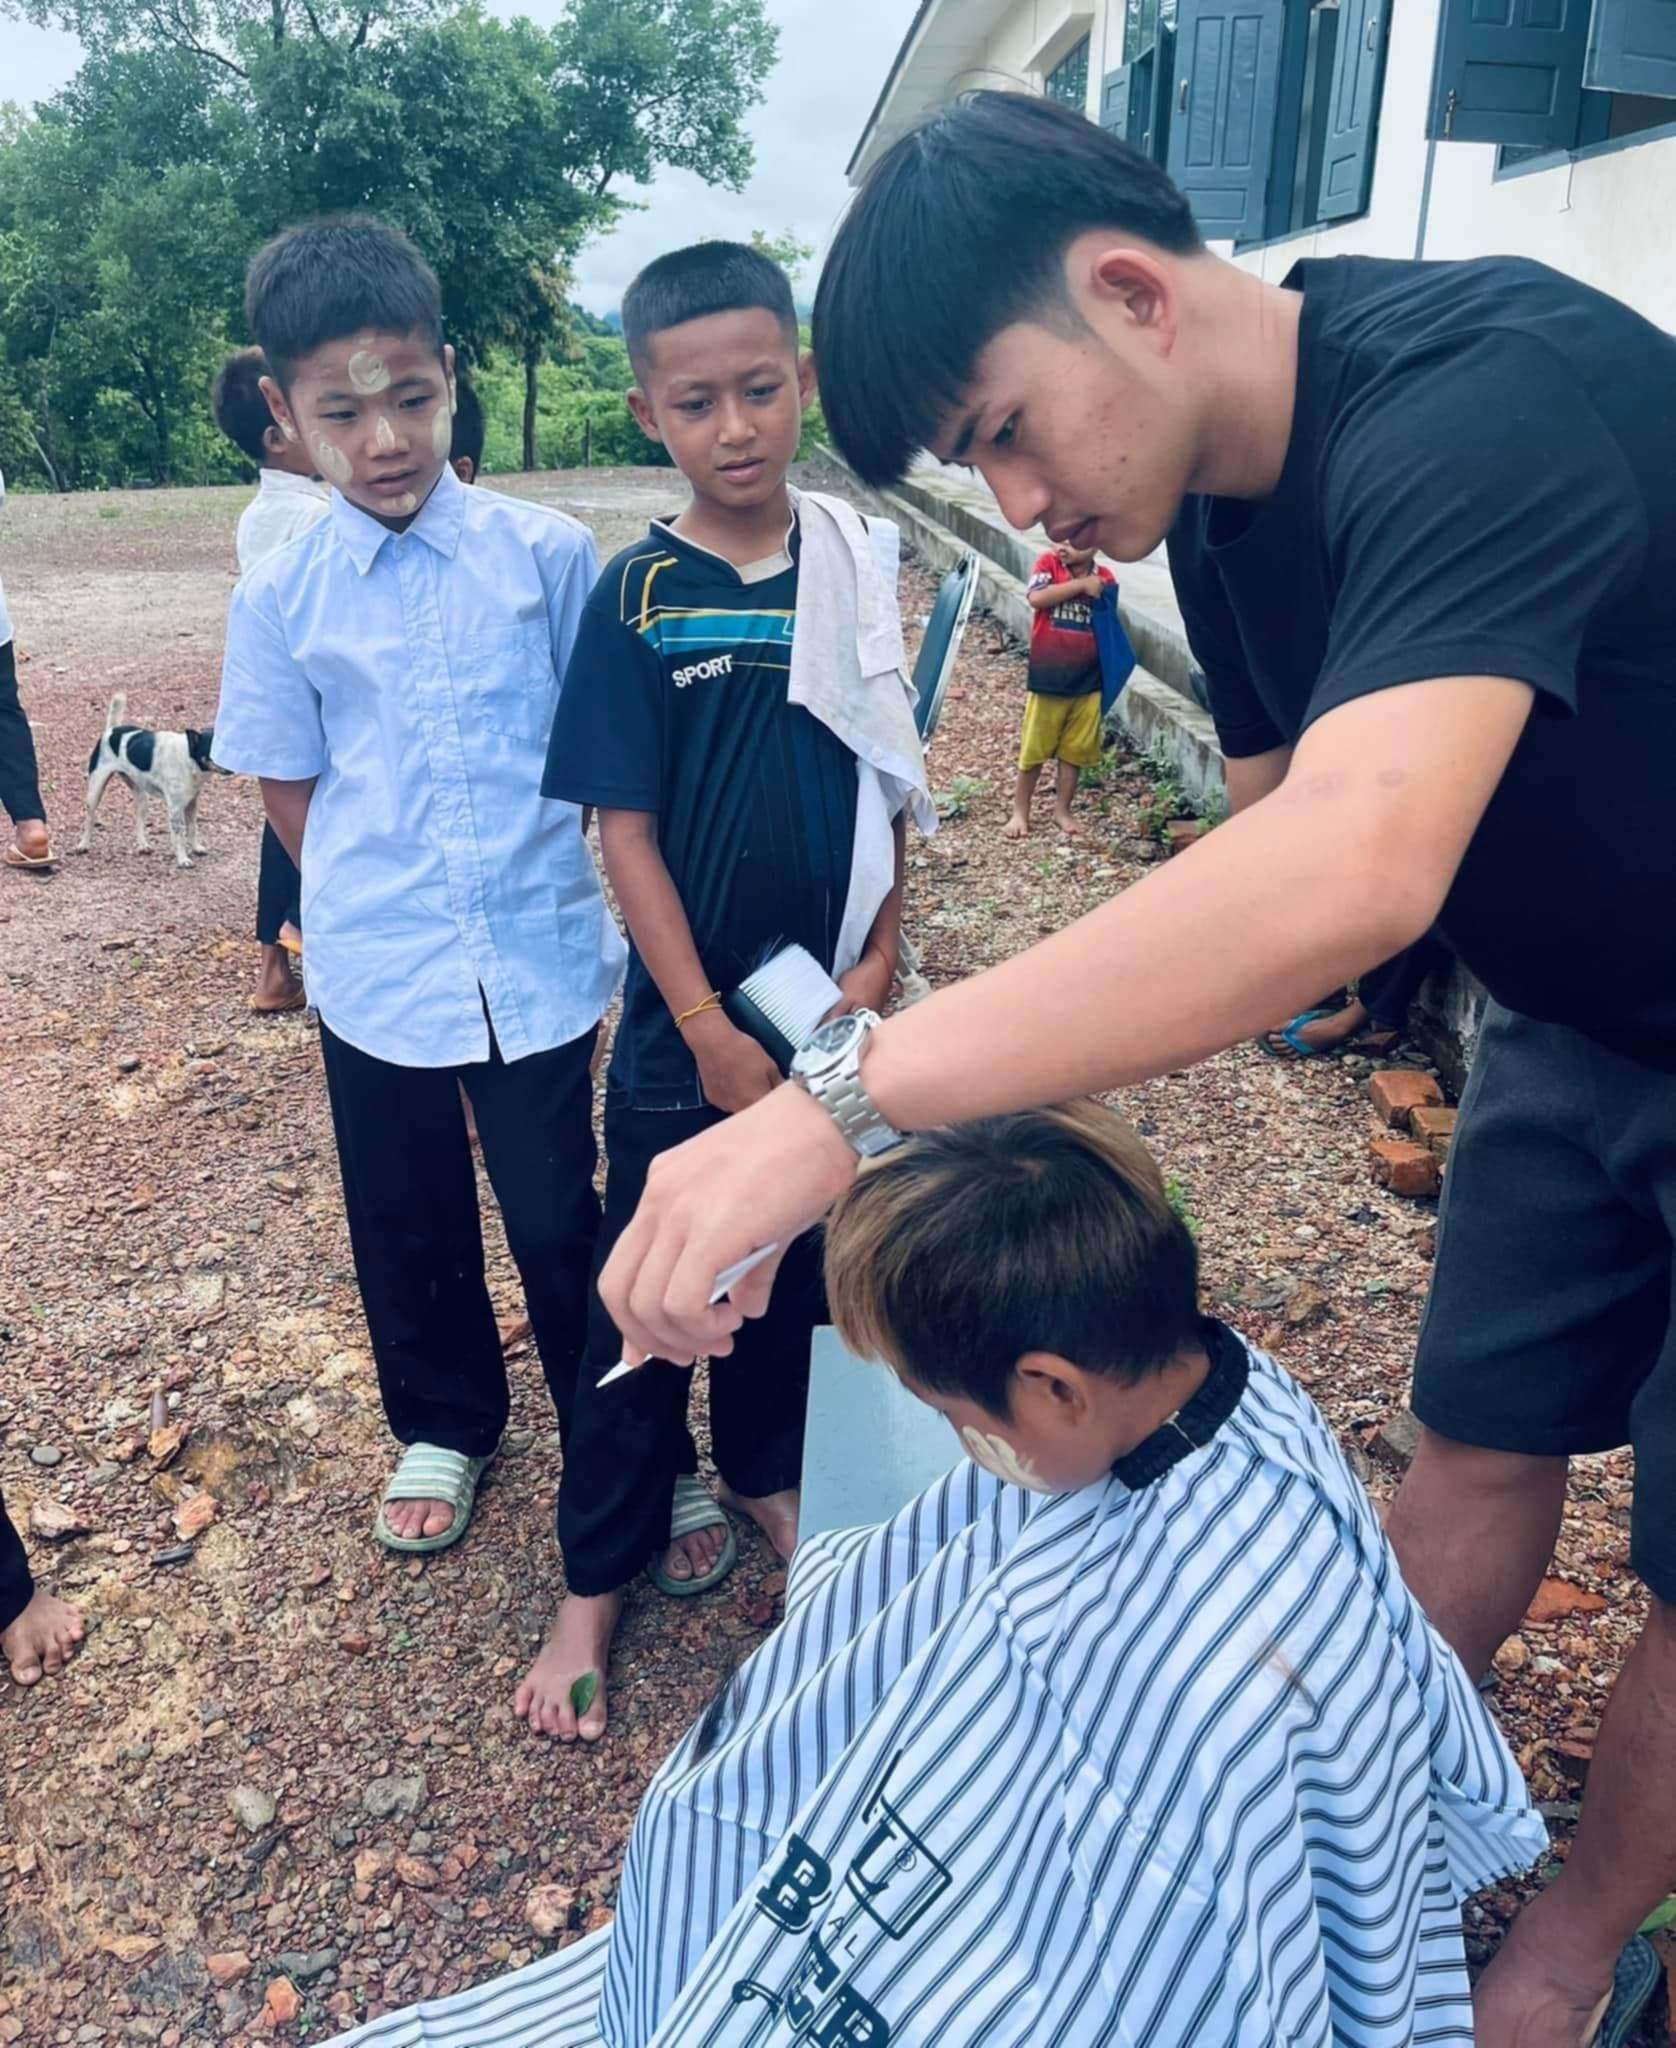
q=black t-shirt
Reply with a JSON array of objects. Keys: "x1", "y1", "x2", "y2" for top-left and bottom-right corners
[
  {"x1": 1168, "y1": 254, "x2": 1676, "y2": 1071},
  {"x1": 542, "y1": 520, "x2": 858, "y2": 1108}
]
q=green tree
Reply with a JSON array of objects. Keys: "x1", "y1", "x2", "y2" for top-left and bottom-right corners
[{"x1": 1, "y1": 0, "x2": 780, "y2": 479}]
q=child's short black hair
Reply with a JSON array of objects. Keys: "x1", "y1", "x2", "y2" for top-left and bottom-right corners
[
  {"x1": 815, "y1": 90, "x2": 1202, "y2": 487},
  {"x1": 622, "y1": 241, "x2": 799, "y2": 385},
  {"x1": 450, "y1": 370, "x2": 484, "y2": 470},
  {"x1": 825, "y1": 1101, "x2": 1202, "y2": 1418},
  {"x1": 211, "y1": 346, "x2": 280, "y2": 466},
  {"x1": 244, "y1": 214, "x2": 444, "y2": 385}
]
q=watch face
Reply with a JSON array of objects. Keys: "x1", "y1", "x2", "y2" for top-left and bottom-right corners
[{"x1": 797, "y1": 1012, "x2": 860, "y2": 1069}]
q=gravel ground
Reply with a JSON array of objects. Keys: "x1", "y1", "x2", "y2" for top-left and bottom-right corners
[{"x1": 0, "y1": 463, "x2": 1664, "y2": 2043}]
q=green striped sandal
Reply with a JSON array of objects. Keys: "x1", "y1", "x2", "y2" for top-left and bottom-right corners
[
  {"x1": 374, "y1": 1444, "x2": 490, "y2": 1555},
  {"x1": 648, "y1": 1473, "x2": 737, "y2": 1597},
  {"x1": 1584, "y1": 1935, "x2": 1661, "y2": 2048}
]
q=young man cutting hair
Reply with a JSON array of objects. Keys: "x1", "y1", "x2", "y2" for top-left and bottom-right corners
[{"x1": 600, "y1": 88, "x2": 1676, "y2": 2048}]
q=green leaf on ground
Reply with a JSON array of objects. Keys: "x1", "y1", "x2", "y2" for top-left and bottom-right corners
[
  {"x1": 569, "y1": 1670, "x2": 598, "y2": 1717},
  {"x1": 1638, "y1": 1894, "x2": 1676, "y2": 1934}
]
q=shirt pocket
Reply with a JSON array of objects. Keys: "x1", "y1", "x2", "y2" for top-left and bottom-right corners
[{"x1": 454, "y1": 621, "x2": 557, "y2": 744}]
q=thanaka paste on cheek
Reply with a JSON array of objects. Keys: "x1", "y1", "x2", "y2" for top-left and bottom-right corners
[
  {"x1": 959, "y1": 1425, "x2": 1056, "y2": 1495},
  {"x1": 347, "y1": 350, "x2": 391, "y2": 395},
  {"x1": 313, "y1": 437, "x2": 353, "y2": 487},
  {"x1": 430, "y1": 403, "x2": 451, "y2": 459}
]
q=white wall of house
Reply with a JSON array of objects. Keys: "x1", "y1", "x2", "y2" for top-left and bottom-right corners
[
  {"x1": 853, "y1": 0, "x2": 1676, "y2": 334},
  {"x1": 1226, "y1": 0, "x2": 1676, "y2": 335}
]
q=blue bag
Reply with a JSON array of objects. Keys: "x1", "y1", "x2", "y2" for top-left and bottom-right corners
[{"x1": 1092, "y1": 584, "x2": 1137, "y2": 716}]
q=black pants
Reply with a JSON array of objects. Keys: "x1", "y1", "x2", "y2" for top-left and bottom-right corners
[
  {"x1": 0, "y1": 1489, "x2": 33, "y2": 1634},
  {"x1": 1360, "y1": 936, "x2": 1447, "y2": 1031},
  {"x1": 255, "y1": 824, "x2": 301, "y2": 945},
  {"x1": 555, "y1": 1097, "x2": 820, "y2": 1597},
  {"x1": 0, "y1": 638, "x2": 45, "y2": 828},
  {"x1": 319, "y1": 1020, "x2": 601, "y2": 1458}
]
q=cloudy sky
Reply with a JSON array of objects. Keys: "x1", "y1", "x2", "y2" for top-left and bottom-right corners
[{"x1": 4, "y1": 0, "x2": 920, "y2": 315}]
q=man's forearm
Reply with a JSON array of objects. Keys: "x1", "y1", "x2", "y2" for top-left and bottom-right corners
[
  {"x1": 260, "y1": 776, "x2": 316, "y2": 869},
  {"x1": 860, "y1": 675, "x2": 1532, "y2": 1129}
]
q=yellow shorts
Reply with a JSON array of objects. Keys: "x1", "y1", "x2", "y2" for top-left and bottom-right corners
[{"x1": 1019, "y1": 690, "x2": 1104, "y2": 772}]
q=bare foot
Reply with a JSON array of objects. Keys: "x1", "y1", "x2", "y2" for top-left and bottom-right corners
[
  {"x1": 716, "y1": 1482, "x2": 799, "y2": 1562},
  {"x1": 1053, "y1": 810, "x2": 1085, "y2": 837},
  {"x1": 278, "y1": 921, "x2": 302, "y2": 957},
  {"x1": 1001, "y1": 812, "x2": 1030, "y2": 841},
  {"x1": 381, "y1": 1498, "x2": 457, "y2": 1543},
  {"x1": 659, "y1": 1520, "x2": 729, "y2": 1585},
  {"x1": 2, "y1": 1589, "x2": 85, "y2": 1686},
  {"x1": 516, "y1": 1589, "x2": 623, "y2": 1741},
  {"x1": 12, "y1": 819, "x2": 50, "y2": 863},
  {"x1": 253, "y1": 944, "x2": 301, "y2": 1012}
]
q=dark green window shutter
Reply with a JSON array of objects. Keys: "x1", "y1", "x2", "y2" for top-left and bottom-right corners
[
  {"x1": 1585, "y1": 0, "x2": 1676, "y2": 95},
  {"x1": 1319, "y1": 0, "x2": 1389, "y2": 218},
  {"x1": 1167, "y1": 0, "x2": 1287, "y2": 242},
  {"x1": 1101, "y1": 63, "x2": 1134, "y2": 137},
  {"x1": 1427, "y1": 0, "x2": 1590, "y2": 146}
]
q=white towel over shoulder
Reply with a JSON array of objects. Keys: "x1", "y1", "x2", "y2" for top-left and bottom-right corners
[{"x1": 787, "y1": 488, "x2": 935, "y2": 976}]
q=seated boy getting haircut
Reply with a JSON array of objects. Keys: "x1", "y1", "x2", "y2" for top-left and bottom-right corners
[
  {"x1": 212, "y1": 216, "x2": 624, "y2": 1573},
  {"x1": 533, "y1": 240, "x2": 931, "y2": 1741},
  {"x1": 330, "y1": 1101, "x2": 1543, "y2": 2048}
]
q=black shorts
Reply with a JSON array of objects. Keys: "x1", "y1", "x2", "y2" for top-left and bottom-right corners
[{"x1": 1414, "y1": 1000, "x2": 1676, "y2": 1600}]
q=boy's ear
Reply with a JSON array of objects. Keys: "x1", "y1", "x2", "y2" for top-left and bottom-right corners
[
  {"x1": 625, "y1": 386, "x2": 664, "y2": 448},
  {"x1": 1014, "y1": 1351, "x2": 1093, "y2": 1422},
  {"x1": 259, "y1": 373, "x2": 300, "y2": 446},
  {"x1": 797, "y1": 350, "x2": 817, "y2": 415},
  {"x1": 262, "y1": 421, "x2": 288, "y2": 460}
]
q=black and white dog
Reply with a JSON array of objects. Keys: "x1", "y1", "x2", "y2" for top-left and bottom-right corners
[{"x1": 77, "y1": 693, "x2": 225, "y2": 868}]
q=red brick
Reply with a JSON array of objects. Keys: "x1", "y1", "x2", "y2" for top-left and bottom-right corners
[
  {"x1": 1409, "y1": 1104, "x2": 1458, "y2": 1156},
  {"x1": 1367, "y1": 1068, "x2": 1444, "y2": 1127},
  {"x1": 1369, "y1": 1136, "x2": 1441, "y2": 1199}
]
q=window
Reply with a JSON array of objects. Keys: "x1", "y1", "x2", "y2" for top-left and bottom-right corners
[
  {"x1": 1428, "y1": 0, "x2": 1676, "y2": 165},
  {"x1": 1105, "y1": 0, "x2": 1390, "y2": 246},
  {"x1": 1045, "y1": 34, "x2": 1092, "y2": 110}
]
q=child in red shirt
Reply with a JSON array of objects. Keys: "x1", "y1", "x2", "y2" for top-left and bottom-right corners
[{"x1": 1006, "y1": 540, "x2": 1117, "y2": 839}]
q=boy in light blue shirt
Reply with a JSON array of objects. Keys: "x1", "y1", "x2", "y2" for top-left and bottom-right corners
[{"x1": 213, "y1": 215, "x2": 625, "y2": 1566}]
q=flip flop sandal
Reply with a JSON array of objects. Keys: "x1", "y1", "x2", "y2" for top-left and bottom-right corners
[
  {"x1": 1584, "y1": 1935, "x2": 1661, "y2": 2048},
  {"x1": 374, "y1": 1444, "x2": 490, "y2": 1554},
  {"x1": 1256, "y1": 1007, "x2": 1344, "y2": 1060},
  {"x1": 648, "y1": 1473, "x2": 736, "y2": 1598},
  {"x1": 250, "y1": 988, "x2": 308, "y2": 1015},
  {"x1": 3, "y1": 845, "x2": 55, "y2": 871}
]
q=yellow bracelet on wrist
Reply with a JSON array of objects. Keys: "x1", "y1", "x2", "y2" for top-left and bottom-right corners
[{"x1": 673, "y1": 991, "x2": 723, "y2": 1030}]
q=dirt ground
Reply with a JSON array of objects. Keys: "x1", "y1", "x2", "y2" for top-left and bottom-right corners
[{"x1": 0, "y1": 463, "x2": 1665, "y2": 2043}]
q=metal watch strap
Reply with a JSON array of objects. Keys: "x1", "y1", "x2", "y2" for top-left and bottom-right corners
[{"x1": 802, "y1": 1012, "x2": 901, "y2": 1159}]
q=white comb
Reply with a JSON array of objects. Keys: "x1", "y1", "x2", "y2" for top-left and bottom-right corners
[
  {"x1": 723, "y1": 943, "x2": 843, "y2": 1070},
  {"x1": 597, "y1": 1242, "x2": 782, "y2": 1388}
]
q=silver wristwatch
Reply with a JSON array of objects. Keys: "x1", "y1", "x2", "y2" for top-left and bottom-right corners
[{"x1": 790, "y1": 1009, "x2": 903, "y2": 1159}]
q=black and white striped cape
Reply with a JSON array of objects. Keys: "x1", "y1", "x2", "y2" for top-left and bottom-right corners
[{"x1": 329, "y1": 1332, "x2": 1543, "y2": 2048}]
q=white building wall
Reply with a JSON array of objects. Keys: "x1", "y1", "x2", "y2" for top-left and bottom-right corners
[
  {"x1": 1227, "y1": 0, "x2": 1676, "y2": 335},
  {"x1": 858, "y1": 0, "x2": 1676, "y2": 331}
]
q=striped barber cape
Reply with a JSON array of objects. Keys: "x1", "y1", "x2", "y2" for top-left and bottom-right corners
[{"x1": 330, "y1": 1325, "x2": 1543, "y2": 2048}]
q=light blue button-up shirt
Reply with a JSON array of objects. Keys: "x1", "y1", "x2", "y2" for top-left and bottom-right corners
[{"x1": 213, "y1": 465, "x2": 625, "y2": 1067}]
